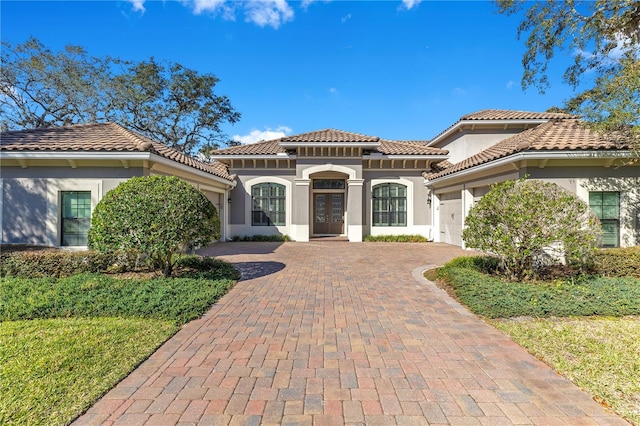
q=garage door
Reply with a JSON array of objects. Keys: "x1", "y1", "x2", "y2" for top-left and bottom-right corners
[{"x1": 439, "y1": 191, "x2": 462, "y2": 246}]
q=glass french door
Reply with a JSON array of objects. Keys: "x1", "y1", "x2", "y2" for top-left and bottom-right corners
[{"x1": 313, "y1": 193, "x2": 344, "y2": 235}]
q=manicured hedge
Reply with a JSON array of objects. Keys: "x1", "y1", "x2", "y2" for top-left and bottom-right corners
[
  {"x1": 0, "y1": 250, "x2": 115, "y2": 278},
  {"x1": 592, "y1": 247, "x2": 640, "y2": 278},
  {"x1": 364, "y1": 234, "x2": 429, "y2": 242}
]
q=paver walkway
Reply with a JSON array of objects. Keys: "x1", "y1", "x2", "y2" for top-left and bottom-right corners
[{"x1": 75, "y1": 242, "x2": 627, "y2": 425}]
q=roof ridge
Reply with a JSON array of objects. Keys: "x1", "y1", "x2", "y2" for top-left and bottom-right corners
[{"x1": 109, "y1": 123, "x2": 155, "y2": 152}]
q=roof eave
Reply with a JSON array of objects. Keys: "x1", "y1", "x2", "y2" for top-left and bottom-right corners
[
  {"x1": 363, "y1": 154, "x2": 448, "y2": 160},
  {"x1": 210, "y1": 153, "x2": 294, "y2": 160},
  {"x1": 0, "y1": 150, "x2": 236, "y2": 187},
  {"x1": 279, "y1": 142, "x2": 381, "y2": 148},
  {"x1": 423, "y1": 150, "x2": 635, "y2": 186}
]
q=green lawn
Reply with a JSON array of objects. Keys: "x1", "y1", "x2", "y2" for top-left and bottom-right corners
[
  {"x1": 493, "y1": 317, "x2": 640, "y2": 425},
  {"x1": 0, "y1": 317, "x2": 177, "y2": 426},
  {"x1": 429, "y1": 256, "x2": 640, "y2": 425},
  {"x1": 0, "y1": 257, "x2": 238, "y2": 426}
]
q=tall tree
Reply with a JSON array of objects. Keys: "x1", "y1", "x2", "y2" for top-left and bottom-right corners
[
  {"x1": 496, "y1": 0, "x2": 639, "y2": 154},
  {"x1": 0, "y1": 37, "x2": 240, "y2": 155}
]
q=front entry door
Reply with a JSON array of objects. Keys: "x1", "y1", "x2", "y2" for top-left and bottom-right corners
[{"x1": 313, "y1": 193, "x2": 344, "y2": 235}]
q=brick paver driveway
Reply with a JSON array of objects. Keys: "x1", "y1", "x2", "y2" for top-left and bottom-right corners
[{"x1": 76, "y1": 242, "x2": 627, "y2": 425}]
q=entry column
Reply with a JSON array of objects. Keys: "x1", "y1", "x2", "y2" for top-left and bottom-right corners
[
  {"x1": 292, "y1": 178, "x2": 310, "y2": 242},
  {"x1": 347, "y1": 178, "x2": 364, "y2": 242}
]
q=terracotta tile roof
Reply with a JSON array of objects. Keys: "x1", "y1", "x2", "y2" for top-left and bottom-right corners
[
  {"x1": 212, "y1": 139, "x2": 287, "y2": 155},
  {"x1": 281, "y1": 128, "x2": 380, "y2": 143},
  {"x1": 424, "y1": 119, "x2": 626, "y2": 180},
  {"x1": 0, "y1": 122, "x2": 235, "y2": 181},
  {"x1": 377, "y1": 140, "x2": 447, "y2": 155},
  {"x1": 213, "y1": 130, "x2": 446, "y2": 157},
  {"x1": 460, "y1": 109, "x2": 575, "y2": 121},
  {"x1": 430, "y1": 109, "x2": 578, "y2": 145}
]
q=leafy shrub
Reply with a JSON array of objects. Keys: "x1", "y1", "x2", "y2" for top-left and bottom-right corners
[
  {"x1": 88, "y1": 176, "x2": 220, "y2": 277},
  {"x1": 462, "y1": 178, "x2": 601, "y2": 280},
  {"x1": 438, "y1": 255, "x2": 500, "y2": 275},
  {"x1": 592, "y1": 247, "x2": 640, "y2": 278},
  {"x1": 0, "y1": 250, "x2": 114, "y2": 278},
  {"x1": 364, "y1": 234, "x2": 429, "y2": 242},
  {"x1": 436, "y1": 258, "x2": 640, "y2": 318},
  {"x1": 176, "y1": 255, "x2": 241, "y2": 280},
  {"x1": 231, "y1": 234, "x2": 290, "y2": 242}
]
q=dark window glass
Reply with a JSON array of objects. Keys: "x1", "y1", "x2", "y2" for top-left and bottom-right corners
[
  {"x1": 372, "y1": 183, "x2": 407, "y2": 226},
  {"x1": 589, "y1": 191, "x2": 620, "y2": 248},
  {"x1": 61, "y1": 191, "x2": 91, "y2": 246},
  {"x1": 313, "y1": 179, "x2": 345, "y2": 190},
  {"x1": 252, "y1": 183, "x2": 286, "y2": 226}
]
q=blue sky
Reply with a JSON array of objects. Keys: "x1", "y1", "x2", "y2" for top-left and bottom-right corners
[{"x1": 2, "y1": 0, "x2": 581, "y2": 144}]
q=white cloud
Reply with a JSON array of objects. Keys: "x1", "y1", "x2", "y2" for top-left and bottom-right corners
[
  {"x1": 233, "y1": 126, "x2": 292, "y2": 144},
  {"x1": 329, "y1": 87, "x2": 339, "y2": 94},
  {"x1": 341, "y1": 13, "x2": 351, "y2": 23},
  {"x1": 506, "y1": 80, "x2": 515, "y2": 89},
  {"x1": 180, "y1": 0, "x2": 228, "y2": 15},
  {"x1": 401, "y1": 0, "x2": 421, "y2": 10},
  {"x1": 128, "y1": 0, "x2": 146, "y2": 13},
  {"x1": 244, "y1": 0, "x2": 294, "y2": 29},
  {"x1": 452, "y1": 87, "x2": 466, "y2": 96}
]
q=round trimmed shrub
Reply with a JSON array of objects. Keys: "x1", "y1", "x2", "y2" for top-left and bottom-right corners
[
  {"x1": 88, "y1": 176, "x2": 220, "y2": 276},
  {"x1": 462, "y1": 178, "x2": 601, "y2": 280}
]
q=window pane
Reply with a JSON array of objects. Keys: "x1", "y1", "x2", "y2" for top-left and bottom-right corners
[
  {"x1": 252, "y1": 183, "x2": 286, "y2": 226},
  {"x1": 602, "y1": 204, "x2": 619, "y2": 220},
  {"x1": 589, "y1": 192, "x2": 602, "y2": 206},
  {"x1": 601, "y1": 220, "x2": 619, "y2": 247},
  {"x1": 61, "y1": 191, "x2": 91, "y2": 246},
  {"x1": 602, "y1": 192, "x2": 619, "y2": 206}
]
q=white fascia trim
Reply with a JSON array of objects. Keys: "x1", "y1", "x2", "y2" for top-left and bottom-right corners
[
  {"x1": 362, "y1": 154, "x2": 448, "y2": 160},
  {"x1": 424, "y1": 150, "x2": 636, "y2": 186},
  {"x1": 209, "y1": 154, "x2": 294, "y2": 161},
  {"x1": 0, "y1": 151, "x2": 151, "y2": 160},
  {"x1": 0, "y1": 151, "x2": 236, "y2": 188},
  {"x1": 427, "y1": 119, "x2": 548, "y2": 147},
  {"x1": 149, "y1": 153, "x2": 236, "y2": 188},
  {"x1": 279, "y1": 142, "x2": 381, "y2": 148}
]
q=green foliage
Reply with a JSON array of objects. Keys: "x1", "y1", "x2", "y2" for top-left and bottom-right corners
[
  {"x1": 0, "y1": 37, "x2": 240, "y2": 153},
  {"x1": 0, "y1": 250, "x2": 114, "y2": 278},
  {"x1": 1, "y1": 318, "x2": 176, "y2": 426},
  {"x1": 592, "y1": 247, "x2": 640, "y2": 278},
  {"x1": 495, "y1": 0, "x2": 639, "y2": 155},
  {"x1": 231, "y1": 234, "x2": 291, "y2": 242},
  {"x1": 436, "y1": 257, "x2": 640, "y2": 319},
  {"x1": 0, "y1": 273, "x2": 235, "y2": 325},
  {"x1": 88, "y1": 176, "x2": 220, "y2": 277},
  {"x1": 364, "y1": 234, "x2": 429, "y2": 242},
  {"x1": 462, "y1": 178, "x2": 601, "y2": 280}
]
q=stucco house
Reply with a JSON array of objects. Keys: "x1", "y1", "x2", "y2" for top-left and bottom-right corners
[
  {"x1": 0, "y1": 123, "x2": 236, "y2": 247},
  {"x1": 212, "y1": 110, "x2": 638, "y2": 247},
  {"x1": 423, "y1": 110, "x2": 639, "y2": 248},
  {"x1": 2, "y1": 109, "x2": 638, "y2": 249},
  {"x1": 210, "y1": 129, "x2": 448, "y2": 242}
]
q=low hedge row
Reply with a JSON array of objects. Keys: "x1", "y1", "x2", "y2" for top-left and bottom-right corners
[
  {"x1": 1, "y1": 250, "x2": 116, "y2": 278},
  {"x1": 364, "y1": 234, "x2": 429, "y2": 242},
  {"x1": 592, "y1": 247, "x2": 640, "y2": 278},
  {"x1": 0, "y1": 250, "x2": 240, "y2": 280},
  {"x1": 231, "y1": 235, "x2": 290, "y2": 242}
]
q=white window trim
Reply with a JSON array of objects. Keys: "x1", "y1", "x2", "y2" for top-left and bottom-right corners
[
  {"x1": 370, "y1": 178, "x2": 413, "y2": 234},
  {"x1": 244, "y1": 176, "x2": 292, "y2": 231},
  {"x1": 45, "y1": 179, "x2": 102, "y2": 247}
]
